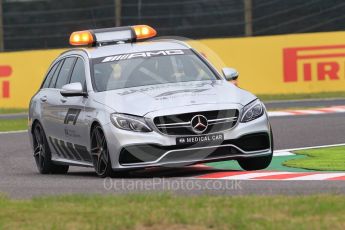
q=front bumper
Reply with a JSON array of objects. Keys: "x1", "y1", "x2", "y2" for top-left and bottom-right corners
[
  {"x1": 103, "y1": 107, "x2": 273, "y2": 169},
  {"x1": 119, "y1": 132, "x2": 271, "y2": 167}
]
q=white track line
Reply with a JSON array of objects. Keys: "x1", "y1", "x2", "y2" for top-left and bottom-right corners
[
  {"x1": 0, "y1": 130, "x2": 27, "y2": 135},
  {"x1": 276, "y1": 143, "x2": 345, "y2": 152},
  {"x1": 273, "y1": 151, "x2": 295, "y2": 156},
  {"x1": 286, "y1": 173, "x2": 345, "y2": 181},
  {"x1": 197, "y1": 172, "x2": 345, "y2": 180},
  {"x1": 221, "y1": 172, "x2": 290, "y2": 180}
]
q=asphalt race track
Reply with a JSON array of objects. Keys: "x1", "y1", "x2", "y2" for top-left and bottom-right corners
[
  {"x1": 270, "y1": 113, "x2": 345, "y2": 149},
  {"x1": 1, "y1": 113, "x2": 345, "y2": 198}
]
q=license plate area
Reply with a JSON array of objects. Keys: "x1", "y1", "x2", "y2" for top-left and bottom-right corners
[{"x1": 176, "y1": 133, "x2": 224, "y2": 145}]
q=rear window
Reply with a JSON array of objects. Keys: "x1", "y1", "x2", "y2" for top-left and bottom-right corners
[
  {"x1": 42, "y1": 62, "x2": 59, "y2": 88},
  {"x1": 92, "y1": 49, "x2": 218, "y2": 92},
  {"x1": 48, "y1": 61, "x2": 63, "y2": 88}
]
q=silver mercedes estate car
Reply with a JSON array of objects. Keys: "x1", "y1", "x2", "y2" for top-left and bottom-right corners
[{"x1": 29, "y1": 25, "x2": 273, "y2": 177}]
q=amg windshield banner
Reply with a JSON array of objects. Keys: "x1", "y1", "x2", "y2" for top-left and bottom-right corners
[{"x1": 97, "y1": 49, "x2": 191, "y2": 64}]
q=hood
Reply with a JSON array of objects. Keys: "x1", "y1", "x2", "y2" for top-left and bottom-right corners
[{"x1": 93, "y1": 80, "x2": 256, "y2": 116}]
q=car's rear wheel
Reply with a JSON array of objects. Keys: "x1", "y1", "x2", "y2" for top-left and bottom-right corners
[
  {"x1": 32, "y1": 122, "x2": 69, "y2": 174},
  {"x1": 91, "y1": 125, "x2": 113, "y2": 178}
]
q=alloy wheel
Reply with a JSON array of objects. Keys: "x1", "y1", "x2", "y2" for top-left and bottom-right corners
[
  {"x1": 91, "y1": 126, "x2": 110, "y2": 177},
  {"x1": 33, "y1": 124, "x2": 46, "y2": 171}
]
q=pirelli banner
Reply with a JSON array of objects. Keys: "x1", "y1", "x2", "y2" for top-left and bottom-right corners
[
  {"x1": 197, "y1": 31, "x2": 345, "y2": 95},
  {"x1": 1, "y1": 31, "x2": 345, "y2": 108},
  {"x1": 0, "y1": 49, "x2": 65, "y2": 108}
]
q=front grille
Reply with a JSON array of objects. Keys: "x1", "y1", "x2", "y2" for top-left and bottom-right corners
[{"x1": 154, "y1": 109, "x2": 239, "y2": 135}]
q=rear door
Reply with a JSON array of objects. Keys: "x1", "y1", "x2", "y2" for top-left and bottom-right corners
[
  {"x1": 43, "y1": 57, "x2": 77, "y2": 160},
  {"x1": 40, "y1": 59, "x2": 63, "y2": 139}
]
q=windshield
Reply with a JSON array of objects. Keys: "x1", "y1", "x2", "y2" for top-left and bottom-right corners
[{"x1": 92, "y1": 49, "x2": 219, "y2": 92}]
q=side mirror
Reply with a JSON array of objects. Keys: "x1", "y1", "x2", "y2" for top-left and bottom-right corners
[
  {"x1": 60, "y1": 82, "x2": 87, "y2": 97},
  {"x1": 222, "y1": 67, "x2": 239, "y2": 81}
]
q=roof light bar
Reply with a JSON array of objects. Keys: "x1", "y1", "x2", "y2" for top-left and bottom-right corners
[{"x1": 69, "y1": 25, "x2": 157, "y2": 46}]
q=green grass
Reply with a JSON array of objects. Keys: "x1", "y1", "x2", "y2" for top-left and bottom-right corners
[
  {"x1": 258, "y1": 91, "x2": 345, "y2": 101},
  {"x1": 1, "y1": 194, "x2": 345, "y2": 229},
  {"x1": 0, "y1": 119, "x2": 27, "y2": 132},
  {"x1": 0, "y1": 108, "x2": 27, "y2": 114},
  {"x1": 283, "y1": 146, "x2": 345, "y2": 171}
]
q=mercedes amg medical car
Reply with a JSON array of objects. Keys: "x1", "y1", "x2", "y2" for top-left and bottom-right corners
[{"x1": 29, "y1": 25, "x2": 273, "y2": 177}]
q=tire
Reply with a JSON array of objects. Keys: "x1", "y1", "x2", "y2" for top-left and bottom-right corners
[
  {"x1": 238, "y1": 129, "x2": 274, "y2": 171},
  {"x1": 91, "y1": 124, "x2": 113, "y2": 178},
  {"x1": 32, "y1": 122, "x2": 69, "y2": 174},
  {"x1": 51, "y1": 164, "x2": 69, "y2": 174},
  {"x1": 237, "y1": 153, "x2": 273, "y2": 171}
]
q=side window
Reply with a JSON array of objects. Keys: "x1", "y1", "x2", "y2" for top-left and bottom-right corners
[
  {"x1": 55, "y1": 57, "x2": 76, "y2": 89},
  {"x1": 69, "y1": 58, "x2": 86, "y2": 90},
  {"x1": 49, "y1": 60, "x2": 63, "y2": 88},
  {"x1": 42, "y1": 62, "x2": 59, "y2": 88}
]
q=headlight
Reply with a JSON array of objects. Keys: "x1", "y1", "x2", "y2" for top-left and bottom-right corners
[
  {"x1": 241, "y1": 99, "x2": 264, "y2": 123},
  {"x1": 110, "y1": 113, "x2": 152, "y2": 132}
]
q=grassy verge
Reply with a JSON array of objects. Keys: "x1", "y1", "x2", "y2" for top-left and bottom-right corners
[
  {"x1": 0, "y1": 119, "x2": 27, "y2": 132},
  {"x1": 283, "y1": 146, "x2": 345, "y2": 171},
  {"x1": 0, "y1": 108, "x2": 27, "y2": 114},
  {"x1": 258, "y1": 91, "x2": 345, "y2": 101},
  {"x1": 1, "y1": 194, "x2": 345, "y2": 229}
]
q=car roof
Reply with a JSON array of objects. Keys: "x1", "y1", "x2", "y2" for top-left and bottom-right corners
[{"x1": 66, "y1": 40, "x2": 191, "y2": 59}]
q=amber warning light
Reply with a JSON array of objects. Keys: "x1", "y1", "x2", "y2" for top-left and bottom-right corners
[
  {"x1": 69, "y1": 31, "x2": 94, "y2": 46},
  {"x1": 69, "y1": 25, "x2": 157, "y2": 46},
  {"x1": 132, "y1": 25, "x2": 157, "y2": 40}
]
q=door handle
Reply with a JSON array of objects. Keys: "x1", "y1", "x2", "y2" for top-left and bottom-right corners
[
  {"x1": 60, "y1": 98, "x2": 67, "y2": 103},
  {"x1": 40, "y1": 96, "x2": 47, "y2": 102}
]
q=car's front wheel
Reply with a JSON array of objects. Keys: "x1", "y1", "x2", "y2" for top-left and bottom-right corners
[
  {"x1": 238, "y1": 129, "x2": 274, "y2": 171},
  {"x1": 91, "y1": 125, "x2": 113, "y2": 178},
  {"x1": 237, "y1": 153, "x2": 273, "y2": 171},
  {"x1": 32, "y1": 122, "x2": 69, "y2": 174}
]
